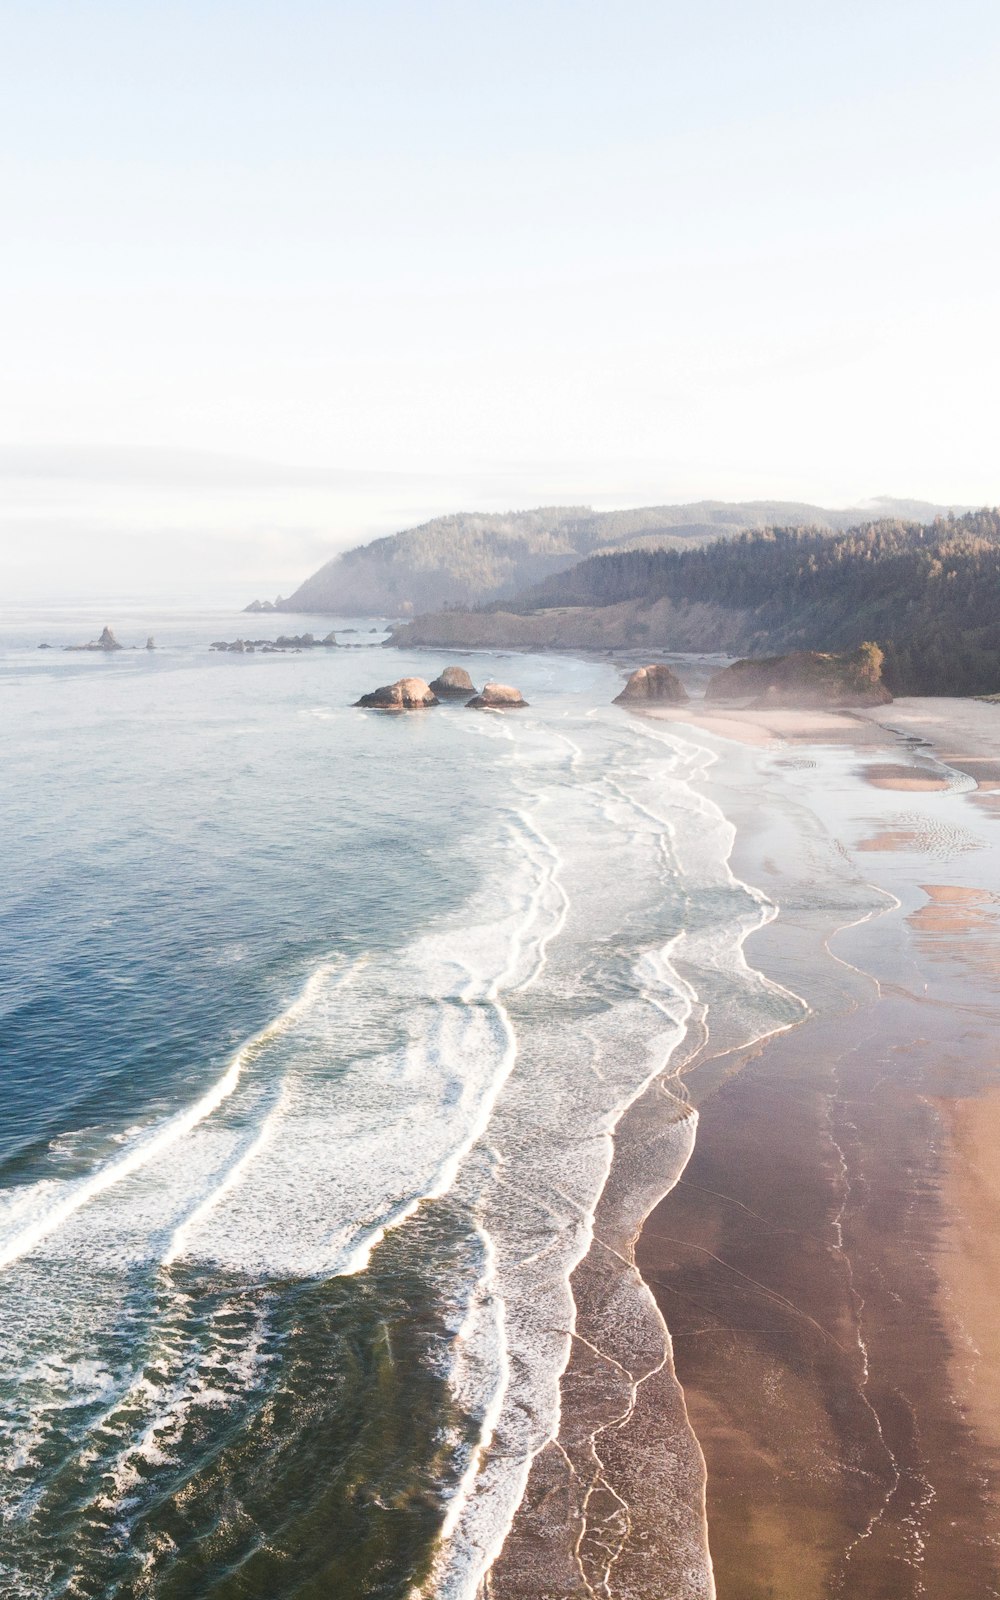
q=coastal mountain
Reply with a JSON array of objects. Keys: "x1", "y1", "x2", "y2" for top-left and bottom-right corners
[
  {"x1": 252, "y1": 498, "x2": 959, "y2": 617},
  {"x1": 389, "y1": 509, "x2": 1000, "y2": 696}
]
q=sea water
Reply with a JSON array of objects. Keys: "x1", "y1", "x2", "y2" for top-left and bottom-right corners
[{"x1": 0, "y1": 610, "x2": 800, "y2": 1598}]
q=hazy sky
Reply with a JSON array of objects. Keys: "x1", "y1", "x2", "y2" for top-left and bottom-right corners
[{"x1": 2, "y1": 0, "x2": 999, "y2": 600}]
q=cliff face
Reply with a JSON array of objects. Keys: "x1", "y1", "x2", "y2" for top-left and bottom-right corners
[
  {"x1": 387, "y1": 597, "x2": 752, "y2": 652},
  {"x1": 706, "y1": 646, "x2": 892, "y2": 707}
]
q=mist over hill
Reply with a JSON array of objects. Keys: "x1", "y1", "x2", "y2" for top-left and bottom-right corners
[
  {"x1": 390, "y1": 509, "x2": 1000, "y2": 696},
  {"x1": 253, "y1": 497, "x2": 959, "y2": 617}
]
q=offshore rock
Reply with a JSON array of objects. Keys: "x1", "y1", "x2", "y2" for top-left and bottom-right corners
[
  {"x1": 210, "y1": 632, "x2": 337, "y2": 652},
  {"x1": 65, "y1": 625, "x2": 122, "y2": 652},
  {"x1": 355, "y1": 676, "x2": 439, "y2": 710},
  {"x1": 613, "y1": 663, "x2": 689, "y2": 706},
  {"x1": 465, "y1": 682, "x2": 529, "y2": 710},
  {"x1": 428, "y1": 665, "x2": 476, "y2": 698},
  {"x1": 146, "y1": 637, "x2": 156, "y2": 650}
]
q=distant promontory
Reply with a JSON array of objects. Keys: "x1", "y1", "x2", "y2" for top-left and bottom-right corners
[
  {"x1": 384, "y1": 509, "x2": 1000, "y2": 697},
  {"x1": 246, "y1": 498, "x2": 960, "y2": 619}
]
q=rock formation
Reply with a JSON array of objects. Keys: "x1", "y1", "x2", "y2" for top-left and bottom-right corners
[
  {"x1": 465, "y1": 682, "x2": 529, "y2": 710},
  {"x1": 355, "y1": 676, "x2": 439, "y2": 709},
  {"x1": 146, "y1": 637, "x2": 156, "y2": 650},
  {"x1": 210, "y1": 632, "x2": 337, "y2": 652},
  {"x1": 65, "y1": 626, "x2": 122, "y2": 652},
  {"x1": 706, "y1": 645, "x2": 892, "y2": 707},
  {"x1": 428, "y1": 665, "x2": 477, "y2": 698},
  {"x1": 613, "y1": 663, "x2": 689, "y2": 706}
]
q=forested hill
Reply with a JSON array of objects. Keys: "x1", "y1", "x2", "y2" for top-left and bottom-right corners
[
  {"x1": 258, "y1": 497, "x2": 957, "y2": 616},
  {"x1": 514, "y1": 510, "x2": 1000, "y2": 694}
]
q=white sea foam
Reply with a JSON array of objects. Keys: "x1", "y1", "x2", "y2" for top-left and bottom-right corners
[
  {"x1": 422, "y1": 710, "x2": 805, "y2": 1599},
  {"x1": 0, "y1": 961, "x2": 334, "y2": 1273},
  {"x1": 0, "y1": 697, "x2": 807, "y2": 1600}
]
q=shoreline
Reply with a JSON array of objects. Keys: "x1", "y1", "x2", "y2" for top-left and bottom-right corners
[
  {"x1": 487, "y1": 693, "x2": 1000, "y2": 1597},
  {"x1": 638, "y1": 698, "x2": 1000, "y2": 1597}
]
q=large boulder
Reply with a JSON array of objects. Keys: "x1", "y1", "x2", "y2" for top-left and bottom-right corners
[
  {"x1": 429, "y1": 665, "x2": 477, "y2": 698},
  {"x1": 465, "y1": 682, "x2": 529, "y2": 710},
  {"x1": 613, "y1": 663, "x2": 689, "y2": 706},
  {"x1": 706, "y1": 645, "x2": 892, "y2": 707},
  {"x1": 355, "y1": 676, "x2": 439, "y2": 710}
]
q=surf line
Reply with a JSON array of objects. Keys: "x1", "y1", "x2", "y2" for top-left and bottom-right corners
[
  {"x1": 0, "y1": 961, "x2": 339, "y2": 1273},
  {"x1": 328, "y1": 808, "x2": 567, "y2": 1282}
]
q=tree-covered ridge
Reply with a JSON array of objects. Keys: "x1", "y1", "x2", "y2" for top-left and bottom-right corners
[
  {"x1": 271, "y1": 497, "x2": 962, "y2": 616},
  {"x1": 520, "y1": 510, "x2": 1000, "y2": 695}
]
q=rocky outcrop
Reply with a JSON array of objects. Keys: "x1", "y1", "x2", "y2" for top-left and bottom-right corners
[
  {"x1": 273, "y1": 632, "x2": 338, "y2": 648},
  {"x1": 706, "y1": 645, "x2": 893, "y2": 707},
  {"x1": 210, "y1": 632, "x2": 337, "y2": 653},
  {"x1": 65, "y1": 626, "x2": 122, "y2": 652},
  {"x1": 613, "y1": 663, "x2": 689, "y2": 706},
  {"x1": 428, "y1": 665, "x2": 477, "y2": 698},
  {"x1": 465, "y1": 682, "x2": 529, "y2": 710},
  {"x1": 244, "y1": 598, "x2": 277, "y2": 612},
  {"x1": 355, "y1": 676, "x2": 439, "y2": 710},
  {"x1": 146, "y1": 637, "x2": 156, "y2": 650}
]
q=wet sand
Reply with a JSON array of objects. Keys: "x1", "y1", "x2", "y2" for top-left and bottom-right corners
[
  {"x1": 934, "y1": 1086, "x2": 1000, "y2": 1456},
  {"x1": 638, "y1": 702, "x2": 1000, "y2": 1598},
  {"x1": 489, "y1": 696, "x2": 1000, "y2": 1599}
]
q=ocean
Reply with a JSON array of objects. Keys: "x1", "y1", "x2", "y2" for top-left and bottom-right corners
[{"x1": 0, "y1": 608, "x2": 802, "y2": 1598}]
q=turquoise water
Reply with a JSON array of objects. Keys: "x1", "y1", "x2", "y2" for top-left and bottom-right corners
[{"x1": 0, "y1": 609, "x2": 797, "y2": 1597}]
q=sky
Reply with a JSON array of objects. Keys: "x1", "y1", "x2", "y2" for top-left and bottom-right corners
[{"x1": 2, "y1": 0, "x2": 999, "y2": 601}]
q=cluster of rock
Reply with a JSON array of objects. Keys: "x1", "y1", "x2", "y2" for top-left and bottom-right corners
[
  {"x1": 613, "y1": 663, "x2": 689, "y2": 705},
  {"x1": 210, "y1": 632, "x2": 338, "y2": 653},
  {"x1": 612, "y1": 649, "x2": 893, "y2": 710},
  {"x1": 58, "y1": 628, "x2": 156, "y2": 653},
  {"x1": 244, "y1": 598, "x2": 283, "y2": 613},
  {"x1": 355, "y1": 666, "x2": 529, "y2": 711},
  {"x1": 64, "y1": 626, "x2": 122, "y2": 652}
]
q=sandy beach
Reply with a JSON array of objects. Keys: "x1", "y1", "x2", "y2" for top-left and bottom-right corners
[
  {"x1": 493, "y1": 695, "x2": 1000, "y2": 1598},
  {"x1": 644, "y1": 696, "x2": 1000, "y2": 1598}
]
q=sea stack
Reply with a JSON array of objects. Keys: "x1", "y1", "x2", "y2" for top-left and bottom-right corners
[
  {"x1": 428, "y1": 665, "x2": 476, "y2": 698},
  {"x1": 355, "y1": 676, "x2": 439, "y2": 709},
  {"x1": 613, "y1": 663, "x2": 689, "y2": 705},
  {"x1": 465, "y1": 682, "x2": 529, "y2": 710},
  {"x1": 65, "y1": 626, "x2": 123, "y2": 653}
]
